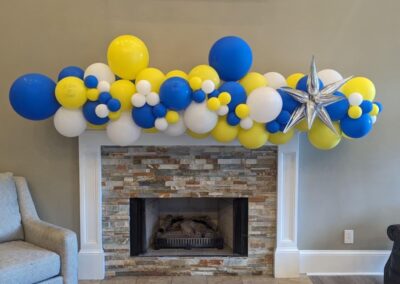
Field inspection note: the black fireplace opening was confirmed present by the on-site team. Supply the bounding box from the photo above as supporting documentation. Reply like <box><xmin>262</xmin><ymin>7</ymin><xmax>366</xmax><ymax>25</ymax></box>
<box><xmin>130</xmin><ymin>197</ymin><xmax>248</xmax><ymax>257</ymax></box>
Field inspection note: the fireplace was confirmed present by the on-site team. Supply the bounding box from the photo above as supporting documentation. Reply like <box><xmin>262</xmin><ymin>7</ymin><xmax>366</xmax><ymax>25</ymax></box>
<box><xmin>130</xmin><ymin>197</ymin><xmax>248</xmax><ymax>257</ymax></box>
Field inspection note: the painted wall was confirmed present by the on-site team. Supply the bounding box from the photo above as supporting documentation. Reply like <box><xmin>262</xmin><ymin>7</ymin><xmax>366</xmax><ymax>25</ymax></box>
<box><xmin>0</xmin><ymin>0</ymin><xmax>399</xmax><ymax>249</ymax></box>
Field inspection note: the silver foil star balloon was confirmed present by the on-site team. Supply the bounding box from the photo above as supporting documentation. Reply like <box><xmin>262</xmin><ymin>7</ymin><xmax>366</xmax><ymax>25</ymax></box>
<box><xmin>280</xmin><ymin>57</ymin><xmax>352</xmax><ymax>134</ymax></box>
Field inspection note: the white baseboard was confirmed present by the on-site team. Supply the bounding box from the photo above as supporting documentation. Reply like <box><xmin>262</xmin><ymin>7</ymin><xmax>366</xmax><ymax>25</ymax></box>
<box><xmin>78</xmin><ymin>250</ymin><xmax>105</xmax><ymax>280</ymax></box>
<box><xmin>300</xmin><ymin>250</ymin><xmax>391</xmax><ymax>276</ymax></box>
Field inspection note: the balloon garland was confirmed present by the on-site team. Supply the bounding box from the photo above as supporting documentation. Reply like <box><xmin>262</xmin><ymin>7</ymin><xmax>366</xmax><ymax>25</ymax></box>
<box><xmin>9</xmin><ymin>35</ymin><xmax>383</xmax><ymax>149</ymax></box>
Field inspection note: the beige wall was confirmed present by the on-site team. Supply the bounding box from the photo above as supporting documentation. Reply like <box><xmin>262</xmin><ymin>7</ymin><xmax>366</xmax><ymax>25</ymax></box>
<box><xmin>1</xmin><ymin>0</ymin><xmax>399</xmax><ymax>249</ymax></box>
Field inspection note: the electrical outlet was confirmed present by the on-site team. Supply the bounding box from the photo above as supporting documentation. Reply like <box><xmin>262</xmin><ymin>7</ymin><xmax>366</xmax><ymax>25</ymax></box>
<box><xmin>344</xmin><ymin>230</ymin><xmax>354</xmax><ymax>244</ymax></box>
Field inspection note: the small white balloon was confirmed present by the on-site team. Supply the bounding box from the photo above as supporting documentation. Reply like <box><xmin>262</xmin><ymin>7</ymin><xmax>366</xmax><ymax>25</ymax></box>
<box><xmin>264</xmin><ymin>72</ymin><xmax>287</xmax><ymax>89</ymax></box>
<box><xmin>146</xmin><ymin>92</ymin><xmax>160</xmax><ymax>106</ymax></box>
<box><xmin>136</xmin><ymin>80</ymin><xmax>151</xmax><ymax>95</ymax></box>
<box><xmin>95</xmin><ymin>104</ymin><xmax>109</xmax><ymax>118</ymax></box>
<box><xmin>54</xmin><ymin>107</ymin><xmax>86</xmax><ymax>138</ymax></box>
<box><xmin>317</xmin><ymin>69</ymin><xmax>343</xmax><ymax>86</ymax></box>
<box><xmin>106</xmin><ymin>112</ymin><xmax>141</xmax><ymax>146</ymax></box>
<box><xmin>183</xmin><ymin>101</ymin><xmax>218</xmax><ymax>134</ymax></box>
<box><xmin>131</xmin><ymin>93</ymin><xmax>146</xmax><ymax>108</ymax></box>
<box><xmin>201</xmin><ymin>80</ymin><xmax>215</xmax><ymax>94</ymax></box>
<box><xmin>97</xmin><ymin>80</ymin><xmax>111</xmax><ymax>93</ymax></box>
<box><xmin>348</xmin><ymin>92</ymin><xmax>363</xmax><ymax>106</ymax></box>
<box><xmin>240</xmin><ymin>117</ymin><xmax>254</xmax><ymax>130</ymax></box>
<box><xmin>155</xmin><ymin>118</ymin><xmax>168</xmax><ymax>131</ymax></box>
<box><xmin>217</xmin><ymin>105</ymin><xmax>229</xmax><ymax>116</ymax></box>
<box><xmin>371</xmin><ymin>115</ymin><xmax>377</xmax><ymax>124</ymax></box>
<box><xmin>164</xmin><ymin>115</ymin><xmax>187</xmax><ymax>136</ymax></box>
<box><xmin>247</xmin><ymin>87</ymin><xmax>283</xmax><ymax>123</ymax></box>
<box><xmin>84</xmin><ymin>63</ymin><xmax>115</xmax><ymax>83</ymax></box>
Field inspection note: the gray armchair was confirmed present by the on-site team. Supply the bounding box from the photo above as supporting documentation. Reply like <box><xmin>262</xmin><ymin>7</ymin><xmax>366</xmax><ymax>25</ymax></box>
<box><xmin>0</xmin><ymin>173</ymin><xmax>78</xmax><ymax>284</ymax></box>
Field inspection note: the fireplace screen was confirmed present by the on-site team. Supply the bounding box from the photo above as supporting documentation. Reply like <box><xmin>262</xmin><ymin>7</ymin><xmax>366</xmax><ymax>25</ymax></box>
<box><xmin>130</xmin><ymin>197</ymin><xmax>248</xmax><ymax>257</ymax></box>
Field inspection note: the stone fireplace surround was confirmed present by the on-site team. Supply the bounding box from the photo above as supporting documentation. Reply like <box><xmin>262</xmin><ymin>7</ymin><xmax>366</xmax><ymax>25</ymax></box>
<box><xmin>78</xmin><ymin>131</ymin><xmax>299</xmax><ymax>280</ymax></box>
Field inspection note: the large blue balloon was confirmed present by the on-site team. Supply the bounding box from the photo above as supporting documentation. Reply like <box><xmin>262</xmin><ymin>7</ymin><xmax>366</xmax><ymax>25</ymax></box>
<box><xmin>58</xmin><ymin>66</ymin><xmax>84</xmax><ymax>81</ymax></box>
<box><xmin>132</xmin><ymin>104</ymin><xmax>156</xmax><ymax>129</ymax></box>
<box><xmin>326</xmin><ymin>92</ymin><xmax>349</xmax><ymax>121</ymax></box>
<box><xmin>83</xmin><ymin>101</ymin><xmax>109</xmax><ymax>125</ymax></box>
<box><xmin>209</xmin><ymin>36</ymin><xmax>252</xmax><ymax>81</ymax></box>
<box><xmin>278</xmin><ymin>89</ymin><xmax>300</xmax><ymax>113</ymax></box>
<box><xmin>9</xmin><ymin>73</ymin><xmax>59</xmax><ymax>120</ymax></box>
<box><xmin>159</xmin><ymin>77</ymin><xmax>191</xmax><ymax>111</ymax></box>
<box><xmin>340</xmin><ymin>114</ymin><xmax>373</xmax><ymax>139</ymax></box>
<box><xmin>218</xmin><ymin>82</ymin><xmax>247</xmax><ymax>111</ymax></box>
<box><xmin>296</xmin><ymin>75</ymin><xmax>324</xmax><ymax>92</ymax></box>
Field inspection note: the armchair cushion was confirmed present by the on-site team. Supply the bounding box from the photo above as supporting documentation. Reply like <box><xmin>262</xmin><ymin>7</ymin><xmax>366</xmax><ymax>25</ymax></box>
<box><xmin>0</xmin><ymin>172</ymin><xmax>24</xmax><ymax>242</ymax></box>
<box><xmin>0</xmin><ymin>240</ymin><xmax>60</xmax><ymax>283</ymax></box>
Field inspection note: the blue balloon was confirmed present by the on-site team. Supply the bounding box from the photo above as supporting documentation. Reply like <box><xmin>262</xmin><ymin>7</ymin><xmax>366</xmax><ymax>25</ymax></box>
<box><xmin>360</xmin><ymin>100</ymin><xmax>373</xmax><ymax>114</ymax></box>
<box><xmin>83</xmin><ymin>101</ymin><xmax>109</xmax><ymax>125</ymax></box>
<box><xmin>218</xmin><ymin>82</ymin><xmax>247</xmax><ymax>111</ymax></box>
<box><xmin>227</xmin><ymin>112</ymin><xmax>240</xmax><ymax>126</ymax></box>
<box><xmin>192</xmin><ymin>89</ymin><xmax>206</xmax><ymax>103</ymax></box>
<box><xmin>326</xmin><ymin>92</ymin><xmax>349</xmax><ymax>121</ymax></box>
<box><xmin>266</xmin><ymin>121</ymin><xmax>280</xmax><ymax>133</ymax></box>
<box><xmin>209</xmin><ymin>36</ymin><xmax>253</xmax><ymax>81</ymax></box>
<box><xmin>9</xmin><ymin>73</ymin><xmax>60</xmax><ymax>120</ymax></box>
<box><xmin>374</xmin><ymin>101</ymin><xmax>383</xmax><ymax>112</ymax></box>
<box><xmin>340</xmin><ymin>114</ymin><xmax>373</xmax><ymax>139</ymax></box>
<box><xmin>278</xmin><ymin>89</ymin><xmax>300</xmax><ymax>113</ymax></box>
<box><xmin>107</xmin><ymin>99</ymin><xmax>121</xmax><ymax>112</ymax></box>
<box><xmin>132</xmin><ymin>104</ymin><xmax>156</xmax><ymax>128</ymax></box>
<box><xmin>99</xmin><ymin>92</ymin><xmax>112</xmax><ymax>104</ymax></box>
<box><xmin>84</xmin><ymin>75</ymin><xmax>98</xmax><ymax>88</ymax></box>
<box><xmin>58</xmin><ymin>66</ymin><xmax>84</xmax><ymax>81</ymax></box>
<box><xmin>276</xmin><ymin>110</ymin><xmax>291</xmax><ymax>125</ymax></box>
<box><xmin>159</xmin><ymin>77</ymin><xmax>191</xmax><ymax>111</ymax></box>
<box><xmin>152</xmin><ymin>104</ymin><xmax>167</xmax><ymax>118</ymax></box>
<box><xmin>208</xmin><ymin>89</ymin><xmax>220</xmax><ymax>98</ymax></box>
<box><xmin>296</xmin><ymin>76</ymin><xmax>324</xmax><ymax>92</ymax></box>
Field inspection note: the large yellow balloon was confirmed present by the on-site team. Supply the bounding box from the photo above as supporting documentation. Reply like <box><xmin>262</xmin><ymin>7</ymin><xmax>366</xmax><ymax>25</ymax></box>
<box><xmin>238</xmin><ymin>123</ymin><xmax>269</xmax><ymax>149</ymax></box>
<box><xmin>286</xmin><ymin>73</ymin><xmax>305</xmax><ymax>89</ymax></box>
<box><xmin>239</xmin><ymin>72</ymin><xmax>267</xmax><ymax>94</ymax></box>
<box><xmin>341</xmin><ymin>77</ymin><xmax>376</xmax><ymax>101</ymax></box>
<box><xmin>55</xmin><ymin>77</ymin><xmax>87</xmax><ymax>109</ymax></box>
<box><xmin>295</xmin><ymin>119</ymin><xmax>309</xmax><ymax>132</ymax></box>
<box><xmin>107</xmin><ymin>35</ymin><xmax>149</xmax><ymax>80</ymax></box>
<box><xmin>211</xmin><ymin>117</ymin><xmax>239</xmax><ymax>142</ymax></box>
<box><xmin>268</xmin><ymin>129</ymin><xmax>295</xmax><ymax>145</ymax></box>
<box><xmin>166</xmin><ymin>70</ymin><xmax>188</xmax><ymax>80</ymax></box>
<box><xmin>136</xmin><ymin>67</ymin><xmax>165</xmax><ymax>93</ymax></box>
<box><xmin>188</xmin><ymin>65</ymin><xmax>220</xmax><ymax>87</ymax></box>
<box><xmin>308</xmin><ymin>119</ymin><xmax>342</xmax><ymax>150</ymax></box>
<box><xmin>187</xmin><ymin>129</ymin><xmax>210</xmax><ymax>139</ymax></box>
<box><xmin>110</xmin><ymin>80</ymin><xmax>136</xmax><ymax>111</ymax></box>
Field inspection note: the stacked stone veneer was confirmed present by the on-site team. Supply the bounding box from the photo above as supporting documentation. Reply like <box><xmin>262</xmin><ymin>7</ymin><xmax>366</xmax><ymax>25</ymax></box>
<box><xmin>101</xmin><ymin>145</ymin><xmax>277</xmax><ymax>277</ymax></box>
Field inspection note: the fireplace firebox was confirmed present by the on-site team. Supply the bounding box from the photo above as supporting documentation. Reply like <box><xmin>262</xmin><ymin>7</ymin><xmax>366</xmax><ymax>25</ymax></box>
<box><xmin>130</xmin><ymin>197</ymin><xmax>248</xmax><ymax>257</ymax></box>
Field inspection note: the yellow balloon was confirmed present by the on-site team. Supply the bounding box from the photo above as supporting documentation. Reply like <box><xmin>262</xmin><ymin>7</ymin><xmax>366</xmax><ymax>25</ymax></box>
<box><xmin>207</xmin><ymin>97</ymin><xmax>220</xmax><ymax>111</ymax></box>
<box><xmin>110</xmin><ymin>80</ymin><xmax>136</xmax><ymax>111</ymax></box>
<box><xmin>211</xmin><ymin>116</ymin><xmax>239</xmax><ymax>142</ymax></box>
<box><xmin>268</xmin><ymin>129</ymin><xmax>295</xmax><ymax>145</ymax></box>
<box><xmin>188</xmin><ymin>65</ymin><xmax>220</xmax><ymax>88</ymax></box>
<box><xmin>189</xmin><ymin>77</ymin><xmax>202</xmax><ymax>90</ymax></box>
<box><xmin>308</xmin><ymin>119</ymin><xmax>342</xmax><ymax>150</ymax></box>
<box><xmin>166</xmin><ymin>70</ymin><xmax>188</xmax><ymax>80</ymax></box>
<box><xmin>136</xmin><ymin>67</ymin><xmax>165</xmax><ymax>93</ymax></box>
<box><xmin>370</xmin><ymin>104</ymin><xmax>379</xmax><ymax>116</ymax></box>
<box><xmin>239</xmin><ymin>72</ymin><xmax>267</xmax><ymax>94</ymax></box>
<box><xmin>87</xmin><ymin>123</ymin><xmax>106</xmax><ymax>130</ymax></box>
<box><xmin>286</xmin><ymin>73</ymin><xmax>304</xmax><ymax>89</ymax></box>
<box><xmin>238</xmin><ymin>123</ymin><xmax>269</xmax><ymax>149</ymax></box>
<box><xmin>341</xmin><ymin>77</ymin><xmax>376</xmax><ymax>101</ymax></box>
<box><xmin>218</xmin><ymin>92</ymin><xmax>231</xmax><ymax>105</ymax></box>
<box><xmin>165</xmin><ymin>111</ymin><xmax>179</xmax><ymax>124</ymax></box>
<box><xmin>235</xmin><ymin>104</ymin><xmax>250</xmax><ymax>119</ymax></box>
<box><xmin>108</xmin><ymin>110</ymin><xmax>122</xmax><ymax>121</ymax></box>
<box><xmin>295</xmin><ymin>119</ymin><xmax>309</xmax><ymax>132</ymax></box>
<box><xmin>86</xmin><ymin>88</ymin><xmax>100</xmax><ymax>101</ymax></box>
<box><xmin>144</xmin><ymin>127</ymin><xmax>158</xmax><ymax>133</ymax></box>
<box><xmin>187</xmin><ymin>129</ymin><xmax>210</xmax><ymax>139</ymax></box>
<box><xmin>107</xmin><ymin>35</ymin><xmax>149</xmax><ymax>80</ymax></box>
<box><xmin>348</xmin><ymin>105</ymin><xmax>362</xmax><ymax>119</ymax></box>
<box><xmin>55</xmin><ymin>77</ymin><xmax>87</xmax><ymax>109</ymax></box>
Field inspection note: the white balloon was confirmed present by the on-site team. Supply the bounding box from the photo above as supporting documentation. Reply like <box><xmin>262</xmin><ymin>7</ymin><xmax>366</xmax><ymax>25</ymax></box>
<box><xmin>54</xmin><ymin>107</ymin><xmax>86</xmax><ymax>138</ymax></box>
<box><xmin>348</xmin><ymin>92</ymin><xmax>363</xmax><ymax>106</ymax></box>
<box><xmin>97</xmin><ymin>80</ymin><xmax>111</xmax><ymax>93</ymax></box>
<box><xmin>217</xmin><ymin>105</ymin><xmax>229</xmax><ymax>116</ymax></box>
<box><xmin>106</xmin><ymin>112</ymin><xmax>141</xmax><ymax>146</ymax></box>
<box><xmin>95</xmin><ymin>104</ymin><xmax>109</xmax><ymax>118</ymax></box>
<box><xmin>201</xmin><ymin>80</ymin><xmax>215</xmax><ymax>94</ymax></box>
<box><xmin>164</xmin><ymin>115</ymin><xmax>187</xmax><ymax>136</ymax></box>
<box><xmin>146</xmin><ymin>92</ymin><xmax>160</xmax><ymax>106</ymax></box>
<box><xmin>131</xmin><ymin>93</ymin><xmax>146</xmax><ymax>108</ymax></box>
<box><xmin>371</xmin><ymin>115</ymin><xmax>377</xmax><ymax>124</ymax></box>
<box><xmin>183</xmin><ymin>102</ymin><xmax>218</xmax><ymax>134</ymax></box>
<box><xmin>240</xmin><ymin>117</ymin><xmax>254</xmax><ymax>130</ymax></box>
<box><xmin>136</xmin><ymin>80</ymin><xmax>151</xmax><ymax>95</ymax></box>
<box><xmin>264</xmin><ymin>72</ymin><xmax>287</xmax><ymax>89</ymax></box>
<box><xmin>84</xmin><ymin>63</ymin><xmax>115</xmax><ymax>84</ymax></box>
<box><xmin>317</xmin><ymin>69</ymin><xmax>343</xmax><ymax>86</ymax></box>
<box><xmin>247</xmin><ymin>87</ymin><xmax>283</xmax><ymax>123</ymax></box>
<box><xmin>155</xmin><ymin>118</ymin><xmax>168</xmax><ymax>131</ymax></box>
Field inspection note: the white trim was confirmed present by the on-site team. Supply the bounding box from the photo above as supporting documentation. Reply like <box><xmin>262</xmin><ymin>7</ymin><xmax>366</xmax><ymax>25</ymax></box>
<box><xmin>299</xmin><ymin>250</ymin><xmax>390</xmax><ymax>276</ymax></box>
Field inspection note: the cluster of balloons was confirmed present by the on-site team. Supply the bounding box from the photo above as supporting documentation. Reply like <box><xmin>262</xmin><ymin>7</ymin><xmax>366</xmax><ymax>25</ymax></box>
<box><xmin>9</xmin><ymin>35</ymin><xmax>383</xmax><ymax>149</ymax></box>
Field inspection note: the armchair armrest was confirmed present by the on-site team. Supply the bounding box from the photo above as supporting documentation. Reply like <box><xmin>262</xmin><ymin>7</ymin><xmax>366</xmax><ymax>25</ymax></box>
<box><xmin>387</xmin><ymin>224</ymin><xmax>400</xmax><ymax>242</ymax></box>
<box><xmin>24</xmin><ymin>219</ymin><xmax>78</xmax><ymax>284</ymax></box>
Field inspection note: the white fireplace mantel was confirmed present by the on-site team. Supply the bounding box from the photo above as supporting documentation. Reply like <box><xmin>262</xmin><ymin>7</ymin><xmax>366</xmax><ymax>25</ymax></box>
<box><xmin>78</xmin><ymin>131</ymin><xmax>300</xmax><ymax>279</ymax></box>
